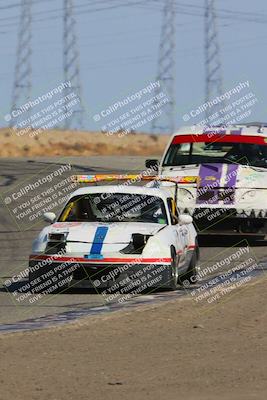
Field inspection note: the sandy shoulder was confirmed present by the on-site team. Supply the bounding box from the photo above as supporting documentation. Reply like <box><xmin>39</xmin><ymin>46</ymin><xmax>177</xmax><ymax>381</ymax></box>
<box><xmin>0</xmin><ymin>277</ymin><xmax>267</xmax><ymax>400</ymax></box>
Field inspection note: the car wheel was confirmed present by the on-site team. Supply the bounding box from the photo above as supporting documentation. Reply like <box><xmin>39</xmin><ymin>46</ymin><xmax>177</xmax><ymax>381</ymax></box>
<box><xmin>164</xmin><ymin>247</ymin><xmax>179</xmax><ymax>291</ymax></box>
<box><xmin>179</xmin><ymin>247</ymin><xmax>198</xmax><ymax>286</ymax></box>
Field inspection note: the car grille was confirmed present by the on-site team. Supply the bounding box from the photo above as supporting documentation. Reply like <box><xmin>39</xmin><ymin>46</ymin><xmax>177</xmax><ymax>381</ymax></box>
<box><xmin>197</xmin><ymin>188</ymin><xmax>235</xmax><ymax>203</ymax></box>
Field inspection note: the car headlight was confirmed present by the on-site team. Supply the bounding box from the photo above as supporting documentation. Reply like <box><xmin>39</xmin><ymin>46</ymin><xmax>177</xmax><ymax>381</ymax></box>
<box><xmin>178</xmin><ymin>188</ymin><xmax>194</xmax><ymax>201</ymax></box>
<box><xmin>45</xmin><ymin>232</ymin><xmax>68</xmax><ymax>254</ymax></box>
<box><xmin>240</xmin><ymin>190</ymin><xmax>257</xmax><ymax>201</ymax></box>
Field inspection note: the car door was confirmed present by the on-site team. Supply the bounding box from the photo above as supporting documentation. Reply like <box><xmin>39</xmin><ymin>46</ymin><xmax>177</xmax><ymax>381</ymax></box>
<box><xmin>166</xmin><ymin>198</ymin><xmax>189</xmax><ymax>272</ymax></box>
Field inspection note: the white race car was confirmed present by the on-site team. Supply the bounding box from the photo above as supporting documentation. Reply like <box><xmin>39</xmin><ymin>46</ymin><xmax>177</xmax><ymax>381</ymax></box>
<box><xmin>146</xmin><ymin>123</ymin><xmax>267</xmax><ymax>237</ymax></box>
<box><xmin>29</xmin><ymin>176</ymin><xmax>199</xmax><ymax>293</ymax></box>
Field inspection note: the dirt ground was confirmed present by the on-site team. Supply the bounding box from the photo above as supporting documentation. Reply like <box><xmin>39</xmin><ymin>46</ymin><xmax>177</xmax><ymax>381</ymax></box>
<box><xmin>0</xmin><ymin>277</ymin><xmax>267</xmax><ymax>400</ymax></box>
<box><xmin>0</xmin><ymin>128</ymin><xmax>170</xmax><ymax>157</ymax></box>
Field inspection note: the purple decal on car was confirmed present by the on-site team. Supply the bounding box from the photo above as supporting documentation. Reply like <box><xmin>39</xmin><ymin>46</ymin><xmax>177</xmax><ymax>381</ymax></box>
<box><xmin>224</xmin><ymin>164</ymin><xmax>239</xmax><ymax>204</ymax></box>
<box><xmin>196</xmin><ymin>163</ymin><xmax>224</xmax><ymax>205</ymax></box>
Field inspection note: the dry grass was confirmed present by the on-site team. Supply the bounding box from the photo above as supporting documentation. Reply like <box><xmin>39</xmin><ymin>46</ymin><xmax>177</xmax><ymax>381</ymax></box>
<box><xmin>0</xmin><ymin>128</ymin><xmax>170</xmax><ymax>157</ymax></box>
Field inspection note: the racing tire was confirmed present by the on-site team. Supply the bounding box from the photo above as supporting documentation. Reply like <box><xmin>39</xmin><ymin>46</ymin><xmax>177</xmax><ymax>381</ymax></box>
<box><xmin>164</xmin><ymin>247</ymin><xmax>179</xmax><ymax>291</ymax></box>
<box><xmin>179</xmin><ymin>247</ymin><xmax>198</xmax><ymax>287</ymax></box>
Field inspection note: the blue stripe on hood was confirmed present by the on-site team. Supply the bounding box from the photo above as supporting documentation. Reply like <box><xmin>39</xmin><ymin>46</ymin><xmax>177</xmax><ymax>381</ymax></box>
<box><xmin>90</xmin><ymin>226</ymin><xmax>109</xmax><ymax>255</ymax></box>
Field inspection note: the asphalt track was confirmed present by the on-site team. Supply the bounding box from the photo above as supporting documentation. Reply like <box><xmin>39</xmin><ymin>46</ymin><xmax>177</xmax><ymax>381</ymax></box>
<box><xmin>0</xmin><ymin>156</ymin><xmax>266</xmax><ymax>332</ymax></box>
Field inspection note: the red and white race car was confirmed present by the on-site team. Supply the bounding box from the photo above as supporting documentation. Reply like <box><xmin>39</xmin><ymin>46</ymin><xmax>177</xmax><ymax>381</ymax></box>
<box><xmin>29</xmin><ymin>176</ymin><xmax>199</xmax><ymax>293</ymax></box>
<box><xmin>147</xmin><ymin>123</ymin><xmax>267</xmax><ymax>237</ymax></box>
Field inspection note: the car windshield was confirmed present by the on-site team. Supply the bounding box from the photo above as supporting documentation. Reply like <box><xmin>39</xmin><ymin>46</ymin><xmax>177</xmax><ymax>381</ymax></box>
<box><xmin>163</xmin><ymin>137</ymin><xmax>267</xmax><ymax>168</ymax></box>
<box><xmin>58</xmin><ymin>193</ymin><xmax>168</xmax><ymax>224</ymax></box>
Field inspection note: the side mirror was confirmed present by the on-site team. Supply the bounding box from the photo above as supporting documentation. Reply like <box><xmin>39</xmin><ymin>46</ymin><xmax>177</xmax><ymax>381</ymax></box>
<box><xmin>145</xmin><ymin>159</ymin><xmax>159</xmax><ymax>171</ymax></box>
<box><xmin>43</xmin><ymin>212</ymin><xmax>56</xmax><ymax>224</ymax></box>
<box><xmin>178</xmin><ymin>214</ymin><xmax>193</xmax><ymax>225</ymax></box>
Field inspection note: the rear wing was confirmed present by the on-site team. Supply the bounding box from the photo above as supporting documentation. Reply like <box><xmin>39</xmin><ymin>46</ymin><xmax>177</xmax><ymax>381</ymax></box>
<box><xmin>71</xmin><ymin>174</ymin><xmax>199</xmax><ymax>184</ymax></box>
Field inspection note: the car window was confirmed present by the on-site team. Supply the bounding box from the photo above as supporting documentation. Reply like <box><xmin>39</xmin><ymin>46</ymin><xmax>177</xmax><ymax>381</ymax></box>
<box><xmin>58</xmin><ymin>193</ymin><xmax>168</xmax><ymax>224</ymax></box>
<box><xmin>163</xmin><ymin>141</ymin><xmax>267</xmax><ymax>168</ymax></box>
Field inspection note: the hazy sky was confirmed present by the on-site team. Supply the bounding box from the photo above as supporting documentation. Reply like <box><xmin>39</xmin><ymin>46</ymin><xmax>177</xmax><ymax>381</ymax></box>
<box><xmin>1</xmin><ymin>0</ymin><xmax>267</xmax><ymax>132</ymax></box>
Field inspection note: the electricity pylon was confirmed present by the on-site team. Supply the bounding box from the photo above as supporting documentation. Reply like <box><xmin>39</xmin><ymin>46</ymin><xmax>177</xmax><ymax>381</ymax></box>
<box><xmin>204</xmin><ymin>0</ymin><xmax>225</xmax><ymax>122</ymax></box>
<box><xmin>63</xmin><ymin>0</ymin><xmax>84</xmax><ymax>129</ymax></box>
<box><xmin>151</xmin><ymin>0</ymin><xmax>176</xmax><ymax>134</ymax></box>
<box><xmin>9</xmin><ymin>0</ymin><xmax>32</xmax><ymax>127</ymax></box>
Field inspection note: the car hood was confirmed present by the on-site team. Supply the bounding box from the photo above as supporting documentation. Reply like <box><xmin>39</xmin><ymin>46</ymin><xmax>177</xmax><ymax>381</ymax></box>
<box><xmin>43</xmin><ymin>221</ymin><xmax>164</xmax><ymax>244</ymax></box>
<box><xmin>161</xmin><ymin>163</ymin><xmax>267</xmax><ymax>189</ymax></box>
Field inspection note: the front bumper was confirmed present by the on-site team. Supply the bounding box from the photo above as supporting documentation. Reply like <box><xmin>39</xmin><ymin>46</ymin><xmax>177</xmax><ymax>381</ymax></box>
<box><xmin>28</xmin><ymin>255</ymin><xmax>172</xmax><ymax>293</ymax></box>
<box><xmin>188</xmin><ymin>207</ymin><xmax>267</xmax><ymax>234</ymax></box>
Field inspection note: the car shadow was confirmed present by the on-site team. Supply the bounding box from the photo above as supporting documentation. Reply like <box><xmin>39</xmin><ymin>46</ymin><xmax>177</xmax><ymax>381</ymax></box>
<box><xmin>198</xmin><ymin>234</ymin><xmax>267</xmax><ymax>247</ymax></box>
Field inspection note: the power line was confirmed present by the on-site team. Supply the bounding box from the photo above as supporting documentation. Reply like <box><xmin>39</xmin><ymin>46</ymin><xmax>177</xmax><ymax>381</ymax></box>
<box><xmin>0</xmin><ymin>0</ymin><xmax>152</xmax><ymax>23</ymax></box>
<box><xmin>2</xmin><ymin>0</ymin><xmax>267</xmax><ymax>29</ymax></box>
<box><xmin>1</xmin><ymin>0</ymin><xmax>267</xmax><ymax>31</ymax></box>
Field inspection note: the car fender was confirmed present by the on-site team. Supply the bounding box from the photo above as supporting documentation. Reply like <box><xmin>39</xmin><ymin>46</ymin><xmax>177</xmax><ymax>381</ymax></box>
<box><xmin>142</xmin><ymin>226</ymin><xmax>183</xmax><ymax>258</ymax></box>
